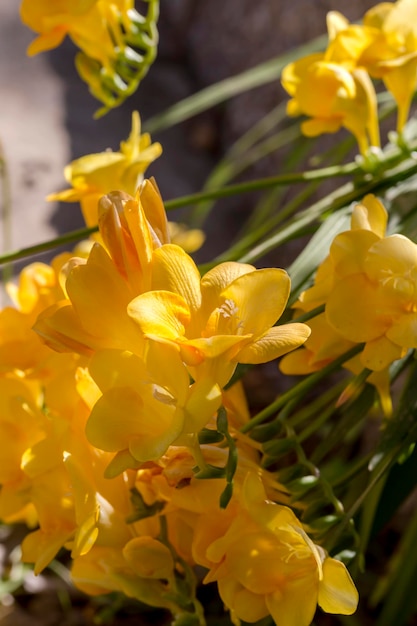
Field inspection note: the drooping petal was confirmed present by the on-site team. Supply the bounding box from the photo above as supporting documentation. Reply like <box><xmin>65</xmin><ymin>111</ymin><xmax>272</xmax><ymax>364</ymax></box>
<box><xmin>218</xmin><ymin>578</ymin><xmax>269</xmax><ymax>623</ymax></box>
<box><xmin>123</xmin><ymin>536</ymin><xmax>174</xmax><ymax>580</ymax></box>
<box><xmin>236</xmin><ymin>323</ymin><xmax>310</xmax><ymax>364</ymax></box>
<box><xmin>361</xmin><ymin>335</ymin><xmax>404</xmax><ymax>370</ymax></box>
<box><xmin>88</xmin><ymin>350</ymin><xmax>148</xmax><ymax>393</ymax></box>
<box><xmin>86</xmin><ymin>387</ymin><xmax>184</xmax><ymax>462</ymax></box>
<box><xmin>318</xmin><ymin>558</ymin><xmax>358</xmax><ymax>615</ymax></box>
<box><xmin>266</xmin><ymin>576</ymin><xmax>318</xmax><ymax>626</ymax></box>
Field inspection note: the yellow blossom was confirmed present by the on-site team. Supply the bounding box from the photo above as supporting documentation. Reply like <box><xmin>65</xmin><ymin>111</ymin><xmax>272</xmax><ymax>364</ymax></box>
<box><xmin>48</xmin><ymin>112</ymin><xmax>162</xmax><ymax>227</ymax></box>
<box><xmin>193</xmin><ymin>474</ymin><xmax>358</xmax><ymax>626</ymax></box>
<box><xmin>80</xmin><ymin>348</ymin><xmax>221</xmax><ymax>473</ymax></box>
<box><xmin>280</xmin><ymin>194</ymin><xmax>394</xmax><ymax>414</ymax></box>
<box><xmin>281</xmin><ymin>52</ymin><xmax>379</xmax><ymax>156</ymax></box>
<box><xmin>127</xmin><ymin>244</ymin><xmax>310</xmax><ymax>387</ymax></box>
<box><xmin>33</xmin><ymin>185</ymin><xmax>166</xmax><ymax>356</ymax></box>
<box><xmin>362</xmin><ymin>0</ymin><xmax>417</xmax><ymax>132</ymax></box>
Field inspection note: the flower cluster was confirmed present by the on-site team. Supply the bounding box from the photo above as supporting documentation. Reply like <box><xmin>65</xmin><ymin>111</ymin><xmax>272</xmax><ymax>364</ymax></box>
<box><xmin>0</xmin><ymin>160</ymin><xmax>360</xmax><ymax>623</ymax></box>
<box><xmin>281</xmin><ymin>0</ymin><xmax>417</xmax><ymax>154</ymax></box>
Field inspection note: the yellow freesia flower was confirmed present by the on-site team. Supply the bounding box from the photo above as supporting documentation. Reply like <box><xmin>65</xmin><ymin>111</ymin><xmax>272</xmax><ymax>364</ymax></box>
<box><xmin>34</xmin><ymin>185</ymin><xmax>166</xmax><ymax>356</ymax></box>
<box><xmin>48</xmin><ymin>112</ymin><xmax>162</xmax><ymax>227</ymax></box>
<box><xmin>128</xmin><ymin>244</ymin><xmax>310</xmax><ymax>387</ymax></box>
<box><xmin>280</xmin><ymin>194</ymin><xmax>394</xmax><ymax>415</ymax></box>
<box><xmin>326</xmin><ymin>233</ymin><xmax>417</xmax><ymax>366</ymax></box>
<box><xmin>281</xmin><ymin>10</ymin><xmax>381</xmax><ymax>155</ymax></box>
<box><xmin>281</xmin><ymin>53</ymin><xmax>380</xmax><ymax>156</ymax></box>
<box><xmin>362</xmin><ymin>0</ymin><xmax>417</xmax><ymax>132</ymax></box>
<box><xmin>193</xmin><ymin>473</ymin><xmax>358</xmax><ymax>626</ymax></box>
<box><xmin>81</xmin><ymin>347</ymin><xmax>221</xmax><ymax>473</ymax></box>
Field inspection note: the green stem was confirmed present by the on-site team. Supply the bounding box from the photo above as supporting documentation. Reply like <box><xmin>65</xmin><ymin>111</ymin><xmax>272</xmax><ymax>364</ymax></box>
<box><xmin>0</xmin><ymin>225</ymin><xmax>97</xmax><ymax>266</ymax></box>
<box><xmin>165</xmin><ymin>161</ymin><xmax>360</xmax><ymax>211</ymax></box>
<box><xmin>241</xmin><ymin>344</ymin><xmax>364</xmax><ymax>433</ymax></box>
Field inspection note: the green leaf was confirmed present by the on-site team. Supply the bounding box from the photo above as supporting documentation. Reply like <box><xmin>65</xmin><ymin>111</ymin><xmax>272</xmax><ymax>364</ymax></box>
<box><xmin>143</xmin><ymin>35</ymin><xmax>327</xmax><ymax>133</ymax></box>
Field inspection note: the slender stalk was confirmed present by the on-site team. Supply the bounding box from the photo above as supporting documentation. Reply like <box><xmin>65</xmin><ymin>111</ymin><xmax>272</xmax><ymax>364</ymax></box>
<box><xmin>241</xmin><ymin>344</ymin><xmax>364</xmax><ymax>433</ymax></box>
<box><xmin>0</xmin><ymin>140</ymin><xmax>13</xmax><ymax>293</ymax></box>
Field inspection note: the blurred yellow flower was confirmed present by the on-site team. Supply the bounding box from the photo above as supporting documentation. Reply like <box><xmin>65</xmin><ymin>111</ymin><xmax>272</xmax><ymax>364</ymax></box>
<box><xmin>281</xmin><ymin>52</ymin><xmax>379</xmax><ymax>156</ymax></box>
<box><xmin>48</xmin><ymin>112</ymin><xmax>162</xmax><ymax>227</ymax></box>
<box><xmin>362</xmin><ymin>0</ymin><xmax>417</xmax><ymax>132</ymax></box>
<box><xmin>19</xmin><ymin>0</ymin><xmax>139</xmax><ymax>68</ymax></box>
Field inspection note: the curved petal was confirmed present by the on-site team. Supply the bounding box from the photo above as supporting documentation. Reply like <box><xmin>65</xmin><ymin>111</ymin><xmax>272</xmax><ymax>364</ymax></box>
<box><xmin>200</xmin><ymin>262</ymin><xmax>255</xmax><ymax>317</ymax></box>
<box><xmin>86</xmin><ymin>387</ymin><xmax>184</xmax><ymax>462</ymax></box>
<box><xmin>221</xmin><ymin>268</ymin><xmax>291</xmax><ymax>336</ymax></box>
<box><xmin>151</xmin><ymin>244</ymin><xmax>202</xmax><ymax>314</ymax></box>
<box><xmin>128</xmin><ymin>290</ymin><xmax>190</xmax><ymax>339</ymax></box>
<box><xmin>318</xmin><ymin>558</ymin><xmax>358</xmax><ymax>615</ymax></box>
<box><xmin>330</xmin><ymin>230</ymin><xmax>380</xmax><ymax>277</ymax></box>
<box><xmin>351</xmin><ymin>195</ymin><xmax>387</xmax><ymax>237</ymax></box>
<box><xmin>236</xmin><ymin>323</ymin><xmax>311</xmax><ymax>364</ymax></box>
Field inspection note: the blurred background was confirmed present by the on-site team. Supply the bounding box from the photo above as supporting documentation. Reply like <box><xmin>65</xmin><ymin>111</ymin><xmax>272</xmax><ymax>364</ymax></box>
<box><xmin>0</xmin><ymin>0</ymin><xmax>376</xmax><ymax>263</ymax></box>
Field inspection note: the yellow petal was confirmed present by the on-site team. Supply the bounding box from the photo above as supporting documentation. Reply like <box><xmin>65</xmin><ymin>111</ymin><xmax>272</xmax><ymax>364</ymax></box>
<box><xmin>138</xmin><ymin>178</ymin><xmax>169</xmax><ymax>245</ymax></box>
<box><xmin>326</xmin><ymin>11</ymin><xmax>350</xmax><ymax>41</ymax></box>
<box><xmin>236</xmin><ymin>323</ymin><xmax>311</xmax><ymax>364</ymax></box>
<box><xmin>301</xmin><ymin>118</ymin><xmax>343</xmax><ymax>136</ymax></box>
<box><xmin>318</xmin><ymin>558</ymin><xmax>358</xmax><ymax>615</ymax></box>
<box><xmin>26</xmin><ymin>28</ymin><xmax>67</xmax><ymax>55</ymax></box>
<box><xmin>351</xmin><ymin>195</ymin><xmax>387</xmax><ymax>237</ymax></box>
<box><xmin>361</xmin><ymin>335</ymin><xmax>404</xmax><ymax>370</ymax></box>
<box><xmin>266</xmin><ymin>577</ymin><xmax>318</xmax><ymax>626</ymax></box>
<box><xmin>200</xmin><ymin>261</ymin><xmax>255</xmax><ymax>316</ymax></box>
<box><xmin>128</xmin><ymin>290</ymin><xmax>190</xmax><ymax>339</ymax></box>
<box><xmin>387</xmin><ymin>313</ymin><xmax>417</xmax><ymax>349</ymax></box>
<box><xmin>151</xmin><ymin>244</ymin><xmax>202</xmax><ymax>314</ymax></box>
<box><xmin>365</xmin><ymin>235</ymin><xmax>417</xmax><ymax>287</ymax></box>
<box><xmin>221</xmin><ymin>268</ymin><xmax>291</xmax><ymax>336</ymax></box>
<box><xmin>326</xmin><ymin>275</ymin><xmax>393</xmax><ymax>342</ymax></box>
<box><xmin>123</xmin><ymin>537</ymin><xmax>174</xmax><ymax>580</ymax></box>
<box><xmin>218</xmin><ymin>579</ymin><xmax>269</xmax><ymax>623</ymax></box>
<box><xmin>330</xmin><ymin>230</ymin><xmax>380</xmax><ymax>277</ymax></box>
